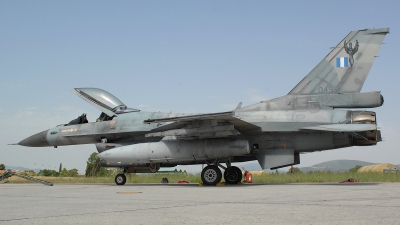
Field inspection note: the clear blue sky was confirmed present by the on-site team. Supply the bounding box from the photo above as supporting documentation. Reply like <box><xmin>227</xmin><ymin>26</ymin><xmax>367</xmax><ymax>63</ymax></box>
<box><xmin>1</xmin><ymin>1</ymin><xmax>399</xmax><ymax>173</ymax></box>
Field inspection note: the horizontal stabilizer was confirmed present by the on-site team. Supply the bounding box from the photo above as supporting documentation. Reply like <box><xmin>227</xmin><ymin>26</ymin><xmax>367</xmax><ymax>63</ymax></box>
<box><xmin>301</xmin><ymin>124</ymin><xmax>376</xmax><ymax>132</ymax></box>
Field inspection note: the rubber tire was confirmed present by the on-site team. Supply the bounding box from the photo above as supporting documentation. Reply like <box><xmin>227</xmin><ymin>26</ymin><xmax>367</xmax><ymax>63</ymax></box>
<box><xmin>224</xmin><ymin>166</ymin><xmax>242</xmax><ymax>184</ymax></box>
<box><xmin>201</xmin><ymin>165</ymin><xmax>222</xmax><ymax>186</ymax></box>
<box><xmin>115</xmin><ymin>174</ymin><xmax>126</xmax><ymax>185</ymax></box>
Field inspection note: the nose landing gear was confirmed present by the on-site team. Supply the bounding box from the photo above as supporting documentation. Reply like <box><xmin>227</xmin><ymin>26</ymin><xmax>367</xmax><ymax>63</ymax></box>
<box><xmin>115</xmin><ymin>167</ymin><xmax>128</xmax><ymax>185</ymax></box>
<box><xmin>115</xmin><ymin>173</ymin><xmax>126</xmax><ymax>185</ymax></box>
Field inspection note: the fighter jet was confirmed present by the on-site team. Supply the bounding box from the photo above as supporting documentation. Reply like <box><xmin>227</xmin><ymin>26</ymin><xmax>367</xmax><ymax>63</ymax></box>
<box><xmin>18</xmin><ymin>28</ymin><xmax>389</xmax><ymax>185</ymax></box>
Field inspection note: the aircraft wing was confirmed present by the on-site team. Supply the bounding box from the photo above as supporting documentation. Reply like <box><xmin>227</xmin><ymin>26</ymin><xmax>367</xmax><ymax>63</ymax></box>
<box><xmin>145</xmin><ymin>111</ymin><xmax>234</xmax><ymax>123</ymax></box>
<box><xmin>144</xmin><ymin>111</ymin><xmax>260</xmax><ymax>139</ymax></box>
<box><xmin>300</xmin><ymin>124</ymin><xmax>377</xmax><ymax>132</ymax></box>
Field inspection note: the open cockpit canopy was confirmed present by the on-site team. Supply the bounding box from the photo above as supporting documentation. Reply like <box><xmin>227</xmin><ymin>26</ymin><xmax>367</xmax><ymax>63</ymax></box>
<box><xmin>72</xmin><ymin>88</ymin><xmax>139</xmax><ymax>117</ymax></box>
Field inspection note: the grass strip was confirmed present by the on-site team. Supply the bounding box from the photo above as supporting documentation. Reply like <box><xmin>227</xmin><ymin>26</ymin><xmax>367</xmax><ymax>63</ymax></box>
<box><xmin>3</xmin><ymin>171</ymin><xmax>400</xmax><ymax>184</ymax></box>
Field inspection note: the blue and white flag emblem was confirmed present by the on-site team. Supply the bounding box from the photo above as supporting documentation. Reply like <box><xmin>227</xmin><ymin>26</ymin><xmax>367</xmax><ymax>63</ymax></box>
<box><xmin>336</xmin><ymin>57</ymin><xmax>349</xmax><ymax>68</ymax></box>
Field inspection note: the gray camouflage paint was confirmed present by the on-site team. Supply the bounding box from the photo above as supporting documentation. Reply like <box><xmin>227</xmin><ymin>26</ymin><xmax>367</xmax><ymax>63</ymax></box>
<box><xmin>18</xmin><ymin>28</ymin><xmax>389</xmax><ymax>170</ymax></box>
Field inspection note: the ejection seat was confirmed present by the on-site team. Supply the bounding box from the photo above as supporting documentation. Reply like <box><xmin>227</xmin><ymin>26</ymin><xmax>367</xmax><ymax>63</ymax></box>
<box><xmin>67</xmin><ymin>113</ymin><xmax>88</xmax><ymax>126</ymax></box>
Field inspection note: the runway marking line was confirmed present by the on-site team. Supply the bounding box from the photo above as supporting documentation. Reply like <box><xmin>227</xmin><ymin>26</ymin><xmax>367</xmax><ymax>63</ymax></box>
<box><xmin>117</xmin><ymin>192</ymin><xmax>142</xmax><ymax>194</ymax></box>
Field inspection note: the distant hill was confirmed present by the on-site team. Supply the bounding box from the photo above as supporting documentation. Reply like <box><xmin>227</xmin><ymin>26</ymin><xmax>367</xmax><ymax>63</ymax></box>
<box><xmin>5</xmin><ymin>166</ymin><xmax>41</xmax><ymax>173</ymax></box>
<box><xmin>234</xmin><ymin>161</ymin><xmax>262</xmax><ymax>171</ymax></box>
<box><xmin>300</xmin><ymin>160</ymin><xmax>374</xmax><ymax>172</ymax></box>
<box><xmin>237</xmin><ymin>159</ymin><xmax>378</xmax><ymax>172</ymax></box>
<box><xmin>234</xmin><ymin>160</ymin><xmax>378</xmax><ymax>173</ymax></box>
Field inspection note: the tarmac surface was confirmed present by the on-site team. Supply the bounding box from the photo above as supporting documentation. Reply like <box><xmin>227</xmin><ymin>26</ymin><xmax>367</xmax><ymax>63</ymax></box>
<box><xmin>1</xmin><ymin>182</ymin><xmax>400</xmax><ymax>224</ymax></box>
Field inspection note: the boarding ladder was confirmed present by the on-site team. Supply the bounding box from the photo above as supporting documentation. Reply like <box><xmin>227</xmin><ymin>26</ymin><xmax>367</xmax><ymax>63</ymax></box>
<box><xmin>0</xmin><ymin>169</ymin><xmax>53</xmax><ymax>186</ymax></box>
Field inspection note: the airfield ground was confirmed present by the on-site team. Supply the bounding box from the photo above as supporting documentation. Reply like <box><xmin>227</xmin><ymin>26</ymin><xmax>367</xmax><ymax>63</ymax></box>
<box><xmin>1</xmin><ymin>183</ymin><xmax>399</xmax><ymax>224</ymax></box>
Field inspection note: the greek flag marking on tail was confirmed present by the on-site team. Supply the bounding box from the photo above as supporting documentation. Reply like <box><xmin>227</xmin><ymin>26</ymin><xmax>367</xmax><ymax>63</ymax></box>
<box><xmin>336</xmin><ymin>57</ymin><xmax>349</xmax><ymax>68</ymax></box>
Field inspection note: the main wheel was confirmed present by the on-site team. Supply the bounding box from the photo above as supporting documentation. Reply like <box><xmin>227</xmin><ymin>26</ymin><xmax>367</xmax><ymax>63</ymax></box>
<box><xmin>201</xmin><ymin>165</ymin><xmax>222</xmax><ymax>185</ymax></box>
<box><xmin>115</xmin><ymin>174</ymin><xmax>126</xmax><ymax>185</ymax></box>
<box><xmin>224</xmin><ymin>166</ymin><xmax>242</xmax><ymax>184</ymax></box>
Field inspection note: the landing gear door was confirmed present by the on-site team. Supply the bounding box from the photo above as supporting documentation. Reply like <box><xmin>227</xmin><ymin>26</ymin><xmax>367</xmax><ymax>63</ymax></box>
<box><xmin>256</xmin><ymin>149</ymin><xmax>298</xmax><ymax>170</ymax></box>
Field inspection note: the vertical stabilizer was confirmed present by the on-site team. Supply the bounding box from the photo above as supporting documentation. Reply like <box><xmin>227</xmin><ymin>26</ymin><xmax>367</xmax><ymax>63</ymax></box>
<box><xmin>289</xmin><ymin>28</ymin><xmax>389</xmax><ymax>95</ymax></box>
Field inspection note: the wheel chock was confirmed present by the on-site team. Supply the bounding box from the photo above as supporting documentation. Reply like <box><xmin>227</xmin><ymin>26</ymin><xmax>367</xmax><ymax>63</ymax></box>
<box><xmin>216</xmin><ymin>182</ymin><xmax>226</xmax><ymax>186</ymax></box>
<box><xmin>198</xmin><ymin>183</ymin><xmax>204</xmax><ymax>186</ymax></box>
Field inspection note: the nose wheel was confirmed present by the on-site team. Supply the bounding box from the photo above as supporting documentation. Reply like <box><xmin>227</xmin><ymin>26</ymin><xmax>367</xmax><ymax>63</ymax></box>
<box><xmin>115</xmin><ymin>174</ymin><xmax>126</xmax><ymax>185</ymax></box>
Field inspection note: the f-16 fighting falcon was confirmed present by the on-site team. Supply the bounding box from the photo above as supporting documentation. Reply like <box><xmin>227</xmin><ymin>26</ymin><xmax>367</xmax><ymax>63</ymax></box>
<box><xmin>17</xmin><ymin>28</ymin><xmax>389</xmax><ymax>185</ymax></box>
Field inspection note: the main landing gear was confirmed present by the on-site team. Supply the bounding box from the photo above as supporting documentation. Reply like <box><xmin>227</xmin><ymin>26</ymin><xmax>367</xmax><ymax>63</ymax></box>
<box><xmin>201</xmin><ymin>165</ymin><xmax>222</xmax><ymax>185</ymax></box>
<box><xmin>200</xmin><ymin>161</ymin><xmax>242</xmax><ymax>186</ymax></box>
<box><xmin>223</xmin><ymin>166</ymin><xmax>242</xmax><ymax>185</ymax></box>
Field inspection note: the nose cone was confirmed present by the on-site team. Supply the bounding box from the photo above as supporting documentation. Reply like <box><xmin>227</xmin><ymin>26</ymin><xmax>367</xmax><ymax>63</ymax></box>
<box><xmin>18</xmin><ymin>130</ymin><xmax>50</xmax><ymax>147</ymax></box>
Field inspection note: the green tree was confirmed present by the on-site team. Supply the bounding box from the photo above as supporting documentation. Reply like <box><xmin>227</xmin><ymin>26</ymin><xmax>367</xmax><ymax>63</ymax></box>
<box><xmin>59</xmin><ymin>168</ymin><xmax>79</xmax><ymax>177</ymax></box>
<box><xmin>349</xmin><ymin>165</ymin><xmax>363</xmax><ymax>173</ymax></box>
<box><xmin>85</xmin><ymin>152</ymin><xmax>102</xmax><ymax>177</ymax></box>
<box><xmin>97</xmin><ymin>167</ymin><xmax>110</xmax><ymax>177</ymax></box>
<box><xmin>38</xmin><ymin>169</ymin><xmax>59</xmax><ymax>177</ymax></box>
<box><xmin>69</xmin><ymin>168</ymin><xmax>79</xmax><ymax>177</ymax></box>
<box><xmin>59</xmin><ymin>168</ymin><xmax>69</xmax><ymax>177</ymax></box>
<box><xmin>0</xmin><ymin>164</ymin><xmax>5</xmax><ymax>170</ymax></box>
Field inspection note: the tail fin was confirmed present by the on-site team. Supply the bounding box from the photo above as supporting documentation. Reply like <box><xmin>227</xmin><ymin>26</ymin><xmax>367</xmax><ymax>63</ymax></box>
<box><xmin>288</xmin><ymin>28</ymin><xmax>389</xmax><ymax>95</ymax></box>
